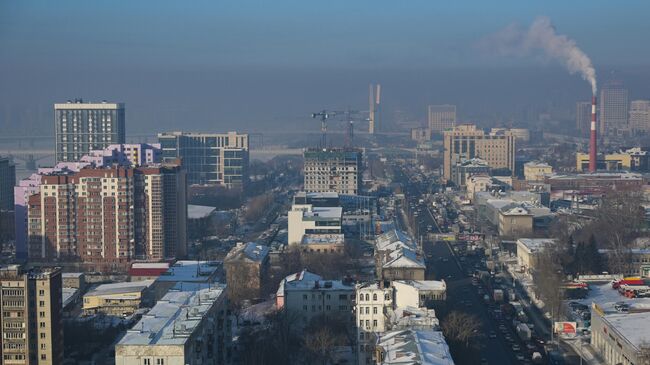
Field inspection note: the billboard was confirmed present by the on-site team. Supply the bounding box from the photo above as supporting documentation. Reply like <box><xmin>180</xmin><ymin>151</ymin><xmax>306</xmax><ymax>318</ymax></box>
<box><xmin>554</xmin><ymin>322</ymin><xmax>577</xmax><ymax>335</ymax></box>
<box><xmin>457</xmin><ymin>233</ymin><xmax>485</xmax><ymax>242</ymax></box>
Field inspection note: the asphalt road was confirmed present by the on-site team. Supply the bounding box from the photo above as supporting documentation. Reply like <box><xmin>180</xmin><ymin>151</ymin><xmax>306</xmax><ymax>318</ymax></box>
<box><xmin>425</xmin><ymin>239</ymin><xmax>519</xmax><ymax>365</ymax></box>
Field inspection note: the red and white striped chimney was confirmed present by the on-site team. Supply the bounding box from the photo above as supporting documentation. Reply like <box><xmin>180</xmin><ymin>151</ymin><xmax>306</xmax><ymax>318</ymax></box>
<box><xmin>588</xmin><ymin>96</ymin><xmax>597</xmax><ymax>173</ymax></box>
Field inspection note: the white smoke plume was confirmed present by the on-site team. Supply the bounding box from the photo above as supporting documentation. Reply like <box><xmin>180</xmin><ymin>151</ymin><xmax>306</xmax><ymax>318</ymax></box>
<box><xmin>480</xmin><ymin>16</ymin><xmax>597</xmax><ymax>95</ymax></box>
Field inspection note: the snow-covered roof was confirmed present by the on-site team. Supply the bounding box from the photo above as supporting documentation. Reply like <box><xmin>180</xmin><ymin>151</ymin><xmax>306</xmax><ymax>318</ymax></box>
<box><xmin>62</xmin><ymin>288</ymin><xmax>78</xmax><ymax>308</ymax></box>
<box><xmin>377</xmin><ymin>329</ymin><xmax>454</xmax><ymax>365</ymax></box>
<box><xmin>394</xmin><ymin>280</ymin><xmax>446</xmax><ymax>292</ymax></box>
<box><xmin>116</xmin><ymin>286</ymin><xmax>225</xmax><ymax>347</ymax></box>
<box><xmin>600</xmin><ymin>312</ymin><xmax>650</xmax><ymax>351</ymax></box>
<box><xmin>517</xmin><ymin>238</ymin><xmax>555</xmax><ymax>254</ymax></box>
<box><xmin>384</xmin><ymin>248</ymin><xmax>425</xmax><ymax>269</ymax></box>
<box><xmin>391</xmin><ymin>306</ymin><xmax>440</xmax><ymax>330</ymax></box>
<box><xmin>84</xmin><ymin>280</ymin><xmax>154</xmax><ymax>298</ymax></box>
<box><xmin>376</xmin><ymin>230</ymin><xmax>417</xmax><ymax>252</ymax></box>
<box><xmin>187</xmin><ymin>204</ymin><xmax>216</xmax><ymax>219</ymax></box>
<box><xmin>156</xmin><ymin>261</ymin><xmax>221</xmax><ymax>283</ymax></box>
<box><xmin>276</xmin><ymin>269</ymin><xmax>352</xmax><ymax>295</ymax></box>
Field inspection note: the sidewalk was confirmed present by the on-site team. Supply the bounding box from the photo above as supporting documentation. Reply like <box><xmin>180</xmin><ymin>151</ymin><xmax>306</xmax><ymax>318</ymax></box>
<box><xmin>562</xmin><ymin>337</ymin><xmax>606</xmax><ymax>365</ymax></box>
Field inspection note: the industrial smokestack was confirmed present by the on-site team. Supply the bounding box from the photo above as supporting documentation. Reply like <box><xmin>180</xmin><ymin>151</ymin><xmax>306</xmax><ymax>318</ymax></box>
<box><xmin>589</xmin><ymin>96</ymin><xmax>597</xmax><ymax>173</ymax></box>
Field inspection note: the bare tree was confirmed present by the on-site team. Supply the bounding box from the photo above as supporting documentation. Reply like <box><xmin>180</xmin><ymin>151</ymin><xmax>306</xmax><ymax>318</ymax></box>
<box><xmin>441</xmin><ymin>311</ymin><xmax>481</xmax><ymax>347</ymax></box>
<box><xmin>533</xmin><ymin>248</ymin><xmax>565</xmax><ymax>320</ymax></box>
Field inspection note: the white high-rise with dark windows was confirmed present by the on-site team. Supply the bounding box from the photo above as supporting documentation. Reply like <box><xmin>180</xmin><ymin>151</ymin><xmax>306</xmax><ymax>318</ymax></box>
<box><xmin>54</xmin><ymin>100</ymin><xmax>125</xmax><ymax>163</ymax></box>
<box><xmin>599</xmin><ymin>81</ymin><xmax>629</xmax><ymax>137</ymax></box>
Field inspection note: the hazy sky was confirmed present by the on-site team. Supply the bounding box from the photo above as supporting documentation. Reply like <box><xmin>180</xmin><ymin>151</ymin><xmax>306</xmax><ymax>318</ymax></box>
<box><xmin>1</xmin><ymin>0</ymin><xmax>649</xmax><ymax>135</ymax></box>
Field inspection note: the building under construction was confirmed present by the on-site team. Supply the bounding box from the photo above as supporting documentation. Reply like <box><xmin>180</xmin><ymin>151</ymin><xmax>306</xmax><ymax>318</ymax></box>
<box><xmin>303</xmin><ymin>148</ymin><xmax>362</xmax><ymax>195</ymax></box>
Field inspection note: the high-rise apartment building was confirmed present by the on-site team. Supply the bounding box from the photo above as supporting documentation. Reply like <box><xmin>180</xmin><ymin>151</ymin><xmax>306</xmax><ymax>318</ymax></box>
<box><xmin>0</xmin><ymin>157</ymin><xmax>15</xmax><ymax>211</ymax></box>
<box><xmin>303</xmin><ymin>148</ymin><xmax>362</xmax><ymax>195</ymax></box>
<box><xmin>14</xmin><ymin>144</ymin><xmax>161</xmax><ymax>260</ymax></box>
<box><xmin>443</xmin><ymin>124</ymin><xmax>515</xmax><ymax>181</ymax></box>
<box><xmin>576</xmin><ymin>101</ymin><xmax>592</xmax><ymax>134</ymax></box>
<box><xmin>27</xmin><ymin>163</ymin><xmax>186</xmax><ymax>272</ymax></box>
<box><xmin>427</xmin><ymin>105</ymin><xmax>456</xmax><ymax>133</ymax></box>
<box><xmin>54</xmin><ymin>100</ymin><xmax>125</xmax><ymax>163</ymax></box>
<box><xmin>599</xmin><ymin>81</ymin><xmax>630</xmax><ymax>137</ymax></box>
<box><xmin>158</xmin><ymin>131</ymin><xmax>249</xmax><ymax>190</ymax></box>
<box><xmin>630</xmin><ymin>100</ymin><xmax>650</xmax><ymax>134</ymax></box>
<box><xmin>0</xmin><ymin>265</ymin><xmax>63</xmax><ymax>365</ymax></box>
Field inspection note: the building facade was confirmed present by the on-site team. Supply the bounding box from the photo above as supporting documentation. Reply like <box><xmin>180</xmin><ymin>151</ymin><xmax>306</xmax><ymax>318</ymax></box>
<box><xmin>356</xmin><ymin>283</ymin><xmax>393</xmax><ymax>365</ymax></box>
<box><xmin>158</xmin><ymin>131</ymin><xmax>249</xmax><ymax>190</ymax></box>
<box><xmin>277</xmin><ymin>270</ymin><xmax>355</xmax><ymax>327</ymax></box>
<box><xmin>0</xmin><ymin>157</ymin><xmax>15</xmax><ymax>211</ymax></box>
<box><xmin>303</xmin><ymin>148</ymin><xmax>362</xmax><ymax>195</ymax></box>
<box><xmin>576</xmin><ymin>101</ymin><xmax>591</xmax><ymax>134</ymax></box>
<box><xmin>428</xmin><ymin>105</ymin><xmax>456</xmax><ymax>133</ymax></box>
<box><xmin>630</xmin><ymin>100</ymin><xmax>650</xmax><ymax>134</ymax></box>
<box><xmin>443</xmin><ymin>125</ymin><xmax>516</xmax><ymax>182</ymax></box>
<box><xmin>0</xmin><ymin>265</ymin><xmax>63</xmax><ymax>365</ymax></box>
<box><xmin>600</xmin><ymin>81</ymin><xmax>630</xmax><ymax>137</ymax></box>
<box><xmin>224</xmin><ymin>242</ymin><xmax>270</xmax><ymax>304</ymax></box>
<box><xmin>288</xmin><ymin>204</ymin><xmax>343</xmax><ymax>245</ymax></box>
<box><xmin>26</xmin><ymin>163</ymin><xmax>187</xmax><ymax>272</ymax></box>
<box><xmin>576</xmin><ymin>148</ymin><xmax>650</xmax><ymax>172</ymax></box>
<box><xmin>54</xmin><ymin>100</ymin><xmax>125</xmax><ymax>163</ymax></box>
<box><xmin>523</xmin><ymin>161</ymin><xmax>553</xmax><ymax>182</ymax></box>
<box><xmin>115</xmin><ymin>286</ymin><xmax>229</xmax><ymax>365</ymax></box>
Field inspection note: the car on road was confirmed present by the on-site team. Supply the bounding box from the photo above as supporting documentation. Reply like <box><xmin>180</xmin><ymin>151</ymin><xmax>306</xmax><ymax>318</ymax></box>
<box><xmin>515</xmin><ymin>353</ymin><xmax>525</xmax><ymax>361</ymax></box>
<box><xmin>488</xmin><ymin>331</ymin><xmax>497</xmax><ymax>339</ymax></box>
<box><xmin>479</xmin><ymin>358</ymin><xmax>488</xmax><ymax>365</ymax></box>
<box><xmin>512</xmin><ymin>344</ymin><xmax>521</xmax><ymax>351</ymax></box>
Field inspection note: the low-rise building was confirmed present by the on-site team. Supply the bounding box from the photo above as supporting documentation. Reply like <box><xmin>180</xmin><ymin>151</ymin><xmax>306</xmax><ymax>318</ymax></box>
<box><xmin>391</xmin><ymin>280</ymin><xmax>447</xmax><ymax>308</ymax></box>
<box><xmin>300</xmin><ymin>233</ymin><xmax>345</xmax><ymax>253</ymax></box>
<box><xmin>151</xmin><ymin>260</ymin><xmax>221</xmax><ymax>301</ymax></box>
<box><xmin>450</xmin><ymin>158</ymin><xmax>490</xmax><ymax>187</ymax></box>
<box><xmin>498</xmin><ymin>205</ymin><xmax>533</xmax><ymax>237</ymax></box>
<box><xmin>516</xmin><ymin>238</ymin><xmax>555</xmax><ymax>274</ymax></box>
<box><xmin>591</xmin><ymin>304</ymin><xmax>650</xmax><ymax>365</ymax></box>
<box><xmin>128</xmin><ymin>262</ymin><xmax>172</xmax><ymax>281</ymax></box>
<box><xmin>374</xmin><ymin>230</ymin><xmax>425</xmax><ymax>282</ymax></box>
<box><xmin>115</xmin><ymin>285</ymin><xmax>229</xmax><ymax>365</ymax></box>
<box><xmin>82</xmin><ymin>280</ymin><xmax>154</xmax><ymax>316</ymax></box>
<box><xmin>576</xmin><ymin>148</ymin><xmax>650</xmax><ymax>172</ymax></box>
<box><xmin>374</xmin><ymin>329</ymin><xmax>454</xmax><ymax>365</ymax></box>
<box><xmin>276</xmin><ymin>269</ymin><xmax>355</xmax><ymax>327</ymax></box>
<box><xmin>356</xmin><ymin>283</ymin><xmax>394</xmax><ymax>365</ymax></box>
<box><xmin>62</xmin><ymin>272</ymin><xmax>85</xmax><ymax>290</ymax></box>
<box><xmin>224</xmin><ymin>242</ymin><xmax>270</xmax><ymax>304</ymax></box>
<box><xmin>524</xmin><ymin>161</ymin><xmax>553</xmax><ymax>181</ymax></box>
<box><xmin>288</xmin><ymin>203</ymin><xmax>343</xmax><ymax>244</ymax></box>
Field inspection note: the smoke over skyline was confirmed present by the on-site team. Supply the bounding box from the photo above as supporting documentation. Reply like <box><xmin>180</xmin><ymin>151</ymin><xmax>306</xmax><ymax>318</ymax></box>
<box><xmin>480</xmin><ymin>16</ymin><xmax>597</xmax><ymax>95</ymax></box>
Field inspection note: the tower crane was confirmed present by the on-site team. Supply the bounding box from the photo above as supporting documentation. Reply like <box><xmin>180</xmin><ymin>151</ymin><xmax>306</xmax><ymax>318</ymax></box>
<box><xmin>311</xmin><ymin>110</ymin><xmax>337</xmax><ymax>148</ymax></box>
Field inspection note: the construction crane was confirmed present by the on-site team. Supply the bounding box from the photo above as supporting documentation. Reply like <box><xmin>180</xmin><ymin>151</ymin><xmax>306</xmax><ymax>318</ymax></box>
<box><xmin>311</xmin><ymin>110</ymin><xmax>337</xmax><ymax>148</ymax></box>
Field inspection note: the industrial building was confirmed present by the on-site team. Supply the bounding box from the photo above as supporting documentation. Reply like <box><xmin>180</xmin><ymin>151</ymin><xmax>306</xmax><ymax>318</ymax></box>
<box><xmin>158</xmin><ymin>131</ymin><xmax>249</xmax><ymax>190</ymax></box>
<box><xmin>576</xmin><ymin>148</ymin><xmax>650</xmax><ymax>172</ymax></box>
<box><xmin>54</xmin><ymin>100</ymin><xmax>126</xmax><ymax>163</ymax></box>
<box><xmin>303</xmin><ymin>148</ymin><xmax>362</xmax><ymax>195</ymax></box>
<box><xmin>0</xmin><ymin>265</ymin><xmax>63</xmax><ymax>365</ymax></box>
<box><xmin>443</xmin><ymin>124</ymin><xmax>516</xmax><ymax>182</ymax></box>
<box><xmin>115</xmin><ymin>285</ymin><xmax>229</xmax><ymax>365</ymax></box>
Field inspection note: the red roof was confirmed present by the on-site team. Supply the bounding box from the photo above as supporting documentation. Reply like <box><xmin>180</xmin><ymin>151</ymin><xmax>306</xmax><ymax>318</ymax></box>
<box><xmin>128</xmin><ymin>267</ymin><xmax>169</xmax><ymax>277</ymax></box>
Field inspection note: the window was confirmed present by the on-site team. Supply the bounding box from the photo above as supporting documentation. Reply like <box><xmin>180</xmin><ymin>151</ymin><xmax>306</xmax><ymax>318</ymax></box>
<box><xmin>373</xmin><ymin>294</ymin><xmax>377</xmax><ymax>301</ymax></box>
<box><xmin>360</xmin><ymin>332</ymin><xmax>364</xmax><ymax>340</ymax></box>
<box><xmin>39</xmin><ymin>290</ymin><xmax>45</xmax><ymax>296</ymax></box>
<box><xmin>365</xmin><ymin>307</ymin><xmax>369</xmax><ymax>314</ymax></box>
<box><xmin>40</xmin><ymin>333</ymin><xmax>45</xmax><ymax>339</ymax></box>
<box><xmin>39</xmin><ymin>322</ymin><xmax>45</xmax><ymax>328</ymax></box>
<box><xmin>303</xmin><ymin>294</ymin><xmax>308</xmax><ymax>300</ymax></box>
<box><xmin>156</xmin><ymin>359</ymin><xmax>164</xmax><ymax>365</ymax></box>
<box><xmin>373</xmin><ymin>320</ymin><xmax>377</xmax><ymax>327</ymax></box>
<box><xmin>143</xmin><ymin>360</ymin><xmax>151</xmax><ymax>365</ymax></box>
<box><xmin>373</xmin><ymin>307</ymin><xmax>378</xmax><ymax>314</ymax></box>
<box><xmin>365</xmin><ymin>294</ymin><xmax>369</xmax><ymax>301</ymax></box>
<box><xmin>41</xmin><ymin>355</ymin><xmax>46</xmax><ymax>360</ymax></box>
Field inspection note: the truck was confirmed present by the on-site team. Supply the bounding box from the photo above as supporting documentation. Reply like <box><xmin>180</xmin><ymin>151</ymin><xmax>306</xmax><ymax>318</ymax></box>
<box><xmin>493</xmin><ymin>289</ymin><xmax>504</xmax><ymax>302</ymax></box>
<box><xmin>516</xmin><ymin>323</ymin><xmax>532</xmax><ymax>341</ymax></box>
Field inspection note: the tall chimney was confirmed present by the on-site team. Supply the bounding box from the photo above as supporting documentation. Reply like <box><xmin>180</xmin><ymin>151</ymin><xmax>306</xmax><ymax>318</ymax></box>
<box><xmin>588</xmin><ymin>96</ymin><xmax>597</xmax><ymax>173</ymax></box>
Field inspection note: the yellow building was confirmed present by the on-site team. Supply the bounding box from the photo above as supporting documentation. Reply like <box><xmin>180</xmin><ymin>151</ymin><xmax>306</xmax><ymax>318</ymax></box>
<box><xmin>443</xmin><ymin>124</ymin><xmax>515</xmax><ymax>181</ymax></box>
<box><xmin>82</xmin><ymin>280</ymin><xmax>153</xmax><ymax>316</ymax></box>
<box><xmin>524</xmin><ymin>161</ymin><xmax>553</xmax><ymax>181</ymax></box>
<box><xmin>576</xmin><ymin>148</ymin><xmax>649</xmax><ymax>172</ymax></box>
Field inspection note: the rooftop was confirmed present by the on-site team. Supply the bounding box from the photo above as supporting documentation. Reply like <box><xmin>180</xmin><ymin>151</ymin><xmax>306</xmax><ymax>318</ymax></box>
<box><xmin>601</xmin><ymin>312</ymin><xmax>650</xmax><ymax>351</ymax></box>
<box><xmin>277</xmin><ymin>269</ymin><xmax>353</xmax><ymax>294</ymax></box>
<box><xmin>85</xmin><ymin>280</ymin><xmax>154</xmax><ymax>297</ymax></box>
<box><xmin>377</xmin><ymin>329</ymin><xmax>454</xmax><ymax>365</ymax></box>
<box><xmin>301</xmin><ymin>233</ymin><xmax>345</xmax><ymax>245</ymax></box>
<box><xmin>117</xmin><ymin>286</ymin><xmax>226</xmax><ymax>347</ymax></box>
<box><xmin>156</xmin><ymin>261</ymin><xmax>221</xmax><ymax>283</ymax></box>
<box><xmin>187</xmin><ymin>204</ymin><xmax>216</xmax><ymax>219</ymax></box>
<box><xmin>394</xmin><ymin>280</ymin><xmax>446</xmax><ymax>292</ymax></box>
<box><xmin>517</xmin><ymin>238</ymin><xmax>555</xmax><ymax>253</ymax></box>
<box><xmin>225</xmin><ymin>242</ymin><xmax>270</xmax><ymax>263</ymax></box>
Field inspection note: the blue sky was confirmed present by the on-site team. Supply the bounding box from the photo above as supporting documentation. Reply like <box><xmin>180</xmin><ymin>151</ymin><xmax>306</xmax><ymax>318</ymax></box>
<box><xmin>1</xmin><ymin>1</ymin><xmax>649</xmax><ymax>134</ymax></box>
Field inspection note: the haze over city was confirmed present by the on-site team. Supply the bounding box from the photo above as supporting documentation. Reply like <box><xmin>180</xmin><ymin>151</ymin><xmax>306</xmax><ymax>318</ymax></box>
<box><xmin>3</xmin><ymin>2</ymin><xmax>650</xmax><ymax>365</ymax></box>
